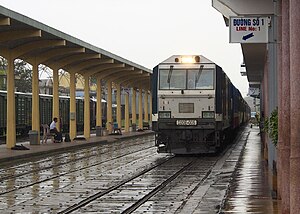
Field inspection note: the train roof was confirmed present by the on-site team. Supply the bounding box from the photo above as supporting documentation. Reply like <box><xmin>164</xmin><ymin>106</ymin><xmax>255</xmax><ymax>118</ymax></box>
<box><xmin>159</xmin><ymin>55</ymin><xmax>216</xmax><ymax>65</ymax></box>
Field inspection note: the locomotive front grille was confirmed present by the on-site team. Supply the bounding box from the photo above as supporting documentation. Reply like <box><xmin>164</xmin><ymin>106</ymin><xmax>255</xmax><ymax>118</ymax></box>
<box><xmin>179</xmin><ymin>103</ymin><xmax>194</xmax><ymax>113</ymax></box>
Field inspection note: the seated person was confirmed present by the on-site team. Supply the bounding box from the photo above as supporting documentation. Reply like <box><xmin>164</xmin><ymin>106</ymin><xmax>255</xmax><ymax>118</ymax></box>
<box><xmin>50</xmin><ymin>117</ymin><xmax>63</xmax><ymax>142</ymax></box>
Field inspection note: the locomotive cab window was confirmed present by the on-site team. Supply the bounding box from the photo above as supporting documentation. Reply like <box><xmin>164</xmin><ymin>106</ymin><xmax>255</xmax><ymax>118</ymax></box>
<box><xmin>187</xmin><ymin>69</ymin><xmax>214</xmax><ymax>89</ymax></box>
<box><xmin>159</xmin><ymin>67</ymin><xmax>214</xmax><ymax>90</ymax></box>
<box><xmin>159</xmin><ymin>69</ymin><xmax>186</xmax><ymax>89</ymax></box>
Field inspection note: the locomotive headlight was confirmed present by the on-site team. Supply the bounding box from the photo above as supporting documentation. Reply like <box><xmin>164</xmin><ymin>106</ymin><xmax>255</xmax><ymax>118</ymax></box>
<box><xmin>181</xmin><ymin>57</ymin><xmax>194</xmax><ymax>64</ymax></box>
<box><xmin>177</xmin><ymin>56</ymin><xmax>200</xmax><ymax>64</ymax></box>
<box><xmin>159</xmin><ymin>111</ymin><xmax>171</xmax><ymax>118</ymax></box>
<box><xmin>202</xmin><ymin>111</ymin><xmax>215</xmax><ymax>119</ymax></box>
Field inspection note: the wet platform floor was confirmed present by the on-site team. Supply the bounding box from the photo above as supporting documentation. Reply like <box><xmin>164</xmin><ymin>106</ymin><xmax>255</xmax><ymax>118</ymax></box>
<box><xmin>0</xmin><ymin>128</ymin><xmax>282</xmax><ymax>213</ymax></box>
<box><xmin>0</xmin><ymin>130</ymin><xmax>153</xmax><ymax>162</ymax></box>
<box><xmin>221</xmin><ymin>126</ymin><xmax>281</xmax><ymax>213</ymax></box>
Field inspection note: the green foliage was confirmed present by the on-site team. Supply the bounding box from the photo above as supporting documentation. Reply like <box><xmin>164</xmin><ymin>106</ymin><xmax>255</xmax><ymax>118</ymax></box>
<box><xmin>14</xmin><ymin>59</ymin><xmax>32</xmax><ymax>92</ymax></box>
<box><xmin>264</xmin><ymin>107</ymin><xmax>278</xmax><ymax>146</ymax></box>
<box><xmin>0</xmin><ymin>57</ymin><xmax>32</xmax><ymax>92</ymax></box>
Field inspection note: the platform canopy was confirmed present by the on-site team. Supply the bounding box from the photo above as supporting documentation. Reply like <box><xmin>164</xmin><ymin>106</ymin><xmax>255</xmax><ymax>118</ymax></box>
<box><xmin>0</xmin><ymin>5</ymin><xmax>151</xmax><ymax>89</ymax></box>
<box><xmin>212</xmin><ymin>0</ymin><xmax>274</xmax><ymax>88</ymax></box>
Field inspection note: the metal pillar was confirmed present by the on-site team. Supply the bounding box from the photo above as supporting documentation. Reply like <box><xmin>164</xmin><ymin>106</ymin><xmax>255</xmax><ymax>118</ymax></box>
<box><xmin>132</xmin><ymin>88</ymin><xmax>137</xmax><ymax>125</ymax></box>
<box><xmin>290</xmin><ymin>0</ymin><xmax>300</xmax><ymax>212</ymax></box>
<box><xmin>125</xmin><ymin>92</ymin><xmax>129</xmax><ymax>132</ymax></box>
<box><xmin>107</xmin><ymin>81</ymin><xmax>112</xmax><ymax>132</ymax></box>
<box><xmin>144</xmin><ymin>91</ymin><xmax>148</xmax><ymax>123</ymax></box>
<box><xmin>31</xmin><ymin>59</ymin><xmax>40</xmax><ymax>143</ymax></box>
<box><xmin>69</xmin><ymin>72</ymin><xmax>76</xmax><ymax>140</ymax></box>
<box><xmin>52</xmin><ymin>68</ymin><xmax>60</xmax><ymax>131</ymax></box>
<box><xmin>96</xmin><ymin>77</ymin><xmax>102</xmax><ymax>127</ymax></box>
<box><xmin>84</xmin><ymin>75</ymin><xmax>90</xmax><ymax>139</ymax></box>
<box><xmin>138</xmin><ymin>88</ymin><xmax>143</xmax><ymax>129</ymax></box>
<box><xmin>116</xmin><ymin>83</ymin><xmax>121</xmax><ymax>128</ymax></box>
<box><xmin>6</xmin><ymin>54</ymin><xmax>16</xmax><ymax>148</ymax></box>
<box><xmin>280</xmin><ymin>0</ymin><xmax>290</xmax><ymax>213</ymax></box>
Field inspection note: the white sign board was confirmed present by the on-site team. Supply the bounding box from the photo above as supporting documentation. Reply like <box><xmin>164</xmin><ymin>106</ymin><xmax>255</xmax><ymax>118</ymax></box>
<box><xmin>248</xmin><ymin>87</ymin><xmax>260</xmax><ymax>96</ymax></box>
<box><xmin>230</xmin><ymin>17</ymin><xmax>268</xmax><ymax>43</ymax></box>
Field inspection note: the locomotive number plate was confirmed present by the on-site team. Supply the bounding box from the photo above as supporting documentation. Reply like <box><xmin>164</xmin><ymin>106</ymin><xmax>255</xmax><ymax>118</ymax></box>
<box><xmin>176</xmin><ymin>120</ymin><xmax>197</xmax><ymax>126</ymax></box>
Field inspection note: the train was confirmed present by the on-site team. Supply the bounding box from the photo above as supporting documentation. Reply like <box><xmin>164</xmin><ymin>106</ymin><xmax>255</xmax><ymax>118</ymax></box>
<box><xmin>151</xmin><ymin>55</ymin><xmax>250</xmax><ymax>154</ymax></box>
<box><xmin>0</xmin><ymin>90</ymin><xmax>107</xmax><ymax>137</ymax></box>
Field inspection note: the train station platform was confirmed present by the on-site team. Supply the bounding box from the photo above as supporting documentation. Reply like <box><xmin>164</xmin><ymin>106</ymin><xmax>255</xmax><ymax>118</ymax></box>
<box><xmin>0</xmin><ymin>130</ymin><xmax>154</xmax><ymax>163</ymax></box>
<box><xmin>221</xmin><ymin>126</ymin><xmax>280</xmax><ymax>213</ymax></box>
<box><xmin>0</xmin><ymin>127</ymin><xmax>281</xmax><ymax>213</ymax></box>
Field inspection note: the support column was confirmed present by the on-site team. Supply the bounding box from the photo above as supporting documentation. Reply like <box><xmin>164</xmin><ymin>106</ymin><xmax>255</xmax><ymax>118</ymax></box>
<box><xmin>52</xmin><ymin>68</ymin><xmax>60</xmax><ymax>131</ymax></box>
<box><xmin>116</xmin><ymin>83</ymin><xmax>121</xmax><ymax>128</ymax></box>
<box><xmin>84</xmin><ymin>75</ymin><xmax>90</xmax><ymax>139</ymax></box>
<box><xmin>149</xmin><ymin>92</ymin><xmax>152</xmax><ymax>125</ymax></box>
<box><xmin>263</xmin><ymin>60</ymin><xmax>269</xmax><ymax>161</ymax></box>
<box><xmin>280</xmin><ymin>0</ymin><xmax>290</xmax><ymax>213</ymax></box>
<box><xmin>6</xmin><ymin>54</ymin><xmax>16</xmax><ymax>149</ymax></box>
<box><xmin>125</xmin><ymin>92</ymin><xmax>129</xmax><ymax>132</ymax></box>
<box><xmin>69</xmin><ymin>72</ymin><xmax>76</xmax><ymax>140</ymax></box>
<box><xmin>31</xmin><ymin>59</ymin><xmax>40</xmax><ymax>143</ymax></box>
<box><xmin>132</xmin><ymin>88</ymin><xmax>136</xmax><ymax>125</ymax></box>
<box><xmin>276</xmin><ymin>0</ymin><xmax>282</xmax><ymax>200</ymax></box>
<box><xmin>290</xmin><ymin>0</ymin><xmax>300</xmax><ymax>212</ymax></box>
<box><xmin>107</xmin><ymin>81</ymin><xmax>113</xmax><ymax>132</ymax></box>
<box><xmin>144</xmin><ymin>91</ymin><xmax>148</xmax><ymax>123</ymax></box>
<box><xmin>138</xmin><ymin>88</ymin><xmax>143</xmax><ymax>129</ymax></box>
<box><xmin>96</xmin><ymin>78</ymin><xmax>102</xmax><ymax>127</ymax></box>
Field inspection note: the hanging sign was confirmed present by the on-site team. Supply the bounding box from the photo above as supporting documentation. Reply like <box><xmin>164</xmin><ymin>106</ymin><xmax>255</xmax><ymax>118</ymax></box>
<box><xmin>230</xmin><ymin>17</ymin><xmax>269</xmax><ymax>43</ymax></box>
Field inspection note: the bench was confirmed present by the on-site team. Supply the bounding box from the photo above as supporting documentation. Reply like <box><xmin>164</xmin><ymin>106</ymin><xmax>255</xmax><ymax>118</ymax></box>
<box><xmin>41</xmin><ymin>124</ymin><xmax>55</xmax><ymax>143</ymax></box>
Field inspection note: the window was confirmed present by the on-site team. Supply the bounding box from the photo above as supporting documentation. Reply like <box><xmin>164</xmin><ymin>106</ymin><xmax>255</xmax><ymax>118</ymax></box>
<box><xmin>187</xmin><ymin>69</ymin><xmax>214</xmax><ymax>89</ymax></box>
<box><xmin>159</xmin><ymin>67</ymin><xmax>214</xmax><ymax>90</ymax></box>
<box><xmin>159</xmin><ymin>69</ymin><xmax>186</xmax><ymax>89</ymax></box>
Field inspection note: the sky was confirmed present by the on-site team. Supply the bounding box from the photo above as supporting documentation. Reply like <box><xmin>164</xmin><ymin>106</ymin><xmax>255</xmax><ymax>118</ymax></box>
<box><xmin>0</xmin><ymin>0</ymin><xmax>249</xmax><ymax>97</ymax></box>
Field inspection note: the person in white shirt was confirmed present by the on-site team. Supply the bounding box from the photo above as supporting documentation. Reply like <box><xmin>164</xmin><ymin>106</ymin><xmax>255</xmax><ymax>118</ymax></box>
<box><xmin>50</xmin><ymin>117</ymin><xmax>63</xmax><ymax>142</ymax></box>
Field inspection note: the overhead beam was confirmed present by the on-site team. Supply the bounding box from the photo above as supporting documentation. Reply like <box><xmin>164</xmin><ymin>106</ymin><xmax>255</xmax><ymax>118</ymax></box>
<box><xmin>25</xmin><ymin>47</ymin><xmax>85</xmax><ymax>64</ymax></box>
<box><xmin>86</xmin><ymin>63</ymin><xmax>126</xmax><ymax>77</ymax></box>
<box><xmin>96</xmin><ymin>67</ymin><xmax>135</xmax><ymax>81</ymax></box>
<box><xmin>12</xmin><ymin>39</ymin><xmax>66</xmax><ymax>59</ymax></box>
<box><xmin>122</xmin><ymin>75</ymin><xmax>150</xmax><ymax>85</ymax></box>
<box><xmin>65</xmin><ymin>58</ymin><xmax>114</xmax><ymax>73</ymax></box>
<box><xmin>0</xmin><ymin>17</ymin><xmax>10</xmax><ymax>25</ymax></box>
<box><xmin>0</xmin><ymin>29</ymin><xmax>41</xmax><ymax>43</ymax></box>
<box><xmin>123</xmin><ymin>77</ymin><xmax>150</xmax><ymax>89</ymax></box>
<box><xmin>108</xmin><ymin>71</ymin><xmax>142</xmax><ymax>84</ymax></box>
<box><xmin>50</xmin><ymin>53</ymin><xmax>101</xmax><ymax>69</ymax></box>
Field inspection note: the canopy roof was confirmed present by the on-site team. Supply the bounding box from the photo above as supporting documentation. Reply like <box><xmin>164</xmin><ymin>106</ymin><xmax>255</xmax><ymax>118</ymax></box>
<box><xmin>0</xmin><ymin>6</ymin><xmax>151</xmax><ymax>89</ymax></box>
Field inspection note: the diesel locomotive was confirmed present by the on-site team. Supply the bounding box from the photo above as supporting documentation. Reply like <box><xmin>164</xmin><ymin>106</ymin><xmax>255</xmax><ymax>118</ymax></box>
<box><xmin>151</xmin><ymin>55</ymin><xmax>250</xmax><ymax>154</ymax></box>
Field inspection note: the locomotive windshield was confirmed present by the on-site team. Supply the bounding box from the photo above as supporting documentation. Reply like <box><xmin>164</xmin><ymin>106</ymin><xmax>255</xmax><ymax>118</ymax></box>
<box><xmin>159</xmin><ymin>68</ymin><xmax>214</xmax><ymax>90</ymax></box>
<box><xmin>187</xmin><ymin>69</ymin><xmax>214</xmax><ymax>89</ymax></box>
<box><xmin>159</xmin><ymin>69</ymin><xmax>186</xmax><ymax>89</ymax></box>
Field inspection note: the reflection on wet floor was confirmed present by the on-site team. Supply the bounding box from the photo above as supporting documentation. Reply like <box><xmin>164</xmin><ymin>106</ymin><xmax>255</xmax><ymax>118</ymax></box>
<box><xmin>222</xmin><ymin>128</ymin><xmax>281</xmax><ymax>213</ymax></box>
<box><xmin>0</xmin><ymin>136</ymin><xmax>157</xmax><ymax>213</ymax></box>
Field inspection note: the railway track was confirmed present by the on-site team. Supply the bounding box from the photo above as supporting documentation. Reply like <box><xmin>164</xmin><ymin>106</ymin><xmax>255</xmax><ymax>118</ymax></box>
<box><xmin>57</xmin><ymin>156</ymin><xmax>219</xmax><ymax>214</ymax></box>
<box><xmin>0</xmin><ymin>136</ymin><xmax>160</xmax><ymax>196</ymax></box>
<box><xmin>0</xmin><ymin>129</ymin><xmax>249</xmax><ymax>213</ymax></box>
<box><xmin>0</xmin><ymin>136</ymin><xmax>154</xmax><ymax>182</ymax></box>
